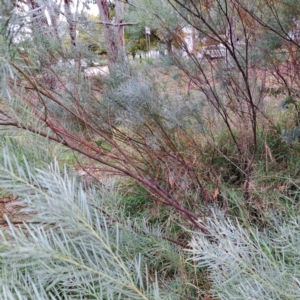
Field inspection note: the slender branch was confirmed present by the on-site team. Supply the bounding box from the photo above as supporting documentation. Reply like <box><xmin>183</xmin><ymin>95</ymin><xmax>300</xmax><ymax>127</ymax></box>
<box><xmin>79</xmin><ymin>20</ymin><xmax>137</xmax><ymax>26</ymax></box>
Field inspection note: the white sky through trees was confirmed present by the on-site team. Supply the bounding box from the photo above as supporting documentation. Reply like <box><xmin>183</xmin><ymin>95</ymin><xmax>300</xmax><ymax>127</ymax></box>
<box><xmin>22</xmin><ymin>1</ymin><xmax>99</xmax><ymax>21</ymax></box>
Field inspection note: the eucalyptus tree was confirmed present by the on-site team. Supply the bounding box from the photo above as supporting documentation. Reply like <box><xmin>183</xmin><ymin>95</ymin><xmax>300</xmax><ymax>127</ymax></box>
<box><xmin>95</xmin><ymin>0</ymin><xmax>133</xmax><ymax>64</ymax></box>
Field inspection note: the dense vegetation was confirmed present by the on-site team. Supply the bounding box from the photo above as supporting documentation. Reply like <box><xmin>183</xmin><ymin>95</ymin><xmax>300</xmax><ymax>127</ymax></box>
<box><xmin>1</xmin><ymin>0</ymin><xmax>300</xmax><ymax>299</ymax></box>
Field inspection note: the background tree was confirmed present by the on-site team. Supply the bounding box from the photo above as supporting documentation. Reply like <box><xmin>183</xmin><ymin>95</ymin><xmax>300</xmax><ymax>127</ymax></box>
<box><xmin>95</xmin><ymin>0</ymin><xmax>129</xmax><ymax>65</ymax></box>
<box><xmin>127</xmin><ymin>0</ymin><xmax>189</xmax><ymax>54</ymax></box>
<box><xmin>124</xmin><ymin>25</ymin><xmax>160</xmax><ymax>58</ymax></box>
<box><xmin>64</xmin><ymin>0</ymin><xmax>77</xmax><ymax>47</ymax></box>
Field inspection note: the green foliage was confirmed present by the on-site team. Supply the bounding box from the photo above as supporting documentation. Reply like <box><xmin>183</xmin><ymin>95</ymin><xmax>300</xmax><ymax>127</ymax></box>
<box><xmin>125</xmin><ymin>27</ymin><xmax>147</xmax><ymax>54</ymax></box>
<box><xmin>77</xmin><ymin>13</ymin><xmax>107</xmax><ymax>56</ymax></box>
<box><xmin>125</xmin><ymin>0</ymin><xmax>185</xmax><ymax>52</ymax></box>
<box><xmin>258</xmin><ymin>130</ymin><xmax>290</xmax><ymax>164</ymax></box>
<box><xmin>121</xmin><ymin>186</ymin><xmax>150</xmax><ymax>217</ymax></box>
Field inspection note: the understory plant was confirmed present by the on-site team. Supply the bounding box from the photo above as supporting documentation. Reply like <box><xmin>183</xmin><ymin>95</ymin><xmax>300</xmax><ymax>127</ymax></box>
<box><xmin>1</xmin><ymin>144</ymin><xmax>300</xmax><ymax>300</ymax></box>
<box><xmin>0</xmin><ymin>147</ymin><xmax>196</xmax><ymax>300</ymax></box>
<box><xmin>189</xmin><ymin>211</ymin><xmax>300</xmax><ymax>300</ymax></box>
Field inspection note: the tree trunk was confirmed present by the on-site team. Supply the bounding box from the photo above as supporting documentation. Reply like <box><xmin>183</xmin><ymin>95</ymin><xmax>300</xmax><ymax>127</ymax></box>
<box><xmin>26</xmin><ymin>0</ymin><xmax>61</xmax><ymax>88</ymax></box>
<box><xmin>64</xmin><ymin>0</ymin><xmax>77</xmax><ymax>47</ymax></box>
<box><xmin>114</xmin><ymin>0</ymin><xmax>125</xmax><ymax>54</ymax></box>
<box><xmin>26</xmin><ymin>0</ymin><xmax>50</xmax><ymax>38</ymax></box>
<box><xmin>96</xmin><ymin>0</ymin><xmax>124</xmax><ymax>66</ymax></box>
<box><xmin>48</xmin><ymin>0</ymin><xmax>63</xmax><ymax>51</ymax></box>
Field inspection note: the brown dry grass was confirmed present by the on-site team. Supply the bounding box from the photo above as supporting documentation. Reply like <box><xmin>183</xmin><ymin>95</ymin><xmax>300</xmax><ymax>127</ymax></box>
<box><xmin>0</xmin><ymin>194</ymin><xmax>27</xmax><ymax>229</ymax></box>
